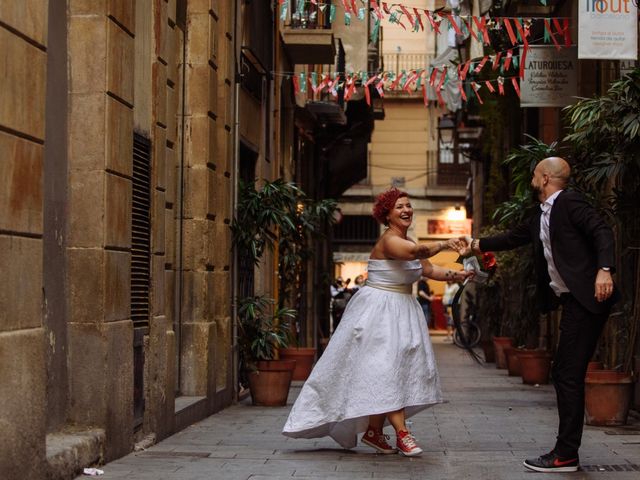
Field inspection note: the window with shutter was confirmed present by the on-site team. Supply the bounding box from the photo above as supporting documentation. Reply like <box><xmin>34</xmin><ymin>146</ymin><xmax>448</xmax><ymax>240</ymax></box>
<box><xmin>131</xmin><ymin>133</ymin><xmax>151</xmax><ymax>427</ymax></box>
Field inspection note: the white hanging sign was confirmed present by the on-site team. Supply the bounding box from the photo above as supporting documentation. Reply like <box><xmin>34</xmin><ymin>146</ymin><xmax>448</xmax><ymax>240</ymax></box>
<box><xmin>578</xmin><ymin>1</ymin><xmax>638</xmax><ymax>59</ymax></box>
<box><xmin>521</xmin><ymin>46</ymin><xmax>578</xmax><ymax>108</ymax></box>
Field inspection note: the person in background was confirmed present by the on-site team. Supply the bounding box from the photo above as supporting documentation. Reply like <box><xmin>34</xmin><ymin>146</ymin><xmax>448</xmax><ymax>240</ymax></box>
<box><xmin>442</xmin><ymin>280</ymin><xmax>460</xmax><ymax>342</ymax></box>
<box><xmin>330</xmin><ymin>277</ymin><xmax>351</xmax><ymax>330</ymax></box>
<box><xmin>416</xmin><ymin>278</ymin><xmax>434</xmax><ymax>328</ymax></box>
<box><xmin>330</xmin><ymin>277</ymin><xmax>346</xmax><ymax>298</ymax></box>
<box><xmin>352</xmin><ymin>274</ymin><xmax>366</xmax><ymax>292</ymax></box>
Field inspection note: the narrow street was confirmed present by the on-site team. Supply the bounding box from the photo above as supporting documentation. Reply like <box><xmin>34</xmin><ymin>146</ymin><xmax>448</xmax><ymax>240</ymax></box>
<box><xmin>78</xmin><ymin>338</ymin><xmax>640</xmax><ymax>480</ymax></box>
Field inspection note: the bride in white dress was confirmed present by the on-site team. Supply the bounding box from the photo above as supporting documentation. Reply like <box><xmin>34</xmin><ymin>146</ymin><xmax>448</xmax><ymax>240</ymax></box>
<box><xmin>282</xmin><ymin>188</ymin><xmax>472</xmax><ymax>456</ymax></box>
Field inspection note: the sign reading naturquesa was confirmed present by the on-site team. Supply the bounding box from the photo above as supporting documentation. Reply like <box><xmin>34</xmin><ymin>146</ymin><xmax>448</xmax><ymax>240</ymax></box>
<box><xmin>578</xmin><ymin>0</ymin><xmax>638</xmax><ymax>59</ymax></box>
<box><xmin>521</xmin><ymin>46</ymin><xmax>578</xmax><ymax>108</ymax></box>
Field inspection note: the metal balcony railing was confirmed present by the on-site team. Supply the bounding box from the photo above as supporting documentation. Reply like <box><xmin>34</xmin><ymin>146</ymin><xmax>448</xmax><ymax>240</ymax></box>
<box><xmin>426</xmin><ymin>150</ymin><xmax>470</xmax><ymax>188</ymax></box>
<box><xmin>287</xmin><ymin>2</ymin><xmax>332</xmax><ymax>30</ymax></box>
<box><xmin>381</xmin><ymin>53</ymin><xmax>435</xmax><ymax>74</ymax></box>
<box><xmin>281</xmin><ymin>3</ymin><xmax>335</xmax><ymax>64</ymax></box>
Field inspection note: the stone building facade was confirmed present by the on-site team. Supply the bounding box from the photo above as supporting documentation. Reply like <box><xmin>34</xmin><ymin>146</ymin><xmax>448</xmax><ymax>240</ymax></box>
<box><xmin>0</xmin><ymin>1</ymin><xmax>237</xmax><ymax>478</ymax></box>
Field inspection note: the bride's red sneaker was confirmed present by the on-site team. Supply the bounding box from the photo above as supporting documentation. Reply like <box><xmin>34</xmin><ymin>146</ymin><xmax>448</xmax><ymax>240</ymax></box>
<box><xmin>396</xmin><ymin>430</ymin><xmax>423</xmax><ymax>456</ymax></box>
<box><xmin>361</xmin><ymin>427</ymin><xmax>397</xmax><ymax>454</ymax></box>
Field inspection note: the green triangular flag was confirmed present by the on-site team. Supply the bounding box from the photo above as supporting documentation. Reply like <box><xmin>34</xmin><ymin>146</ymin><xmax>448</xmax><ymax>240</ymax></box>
<box><xmin>280</xmin><ymin>0</ymin><xmax>288</xmax><ymax>21</ymax></box>
<box><xmin>300</xmin><ymin>72</ymin><xmax>306</xmax><ymax>93</ymax></box>
<box><xmin>371</xmin><ymin>19</ymin><xmax>380</xmax><ymax>44</ymax></box>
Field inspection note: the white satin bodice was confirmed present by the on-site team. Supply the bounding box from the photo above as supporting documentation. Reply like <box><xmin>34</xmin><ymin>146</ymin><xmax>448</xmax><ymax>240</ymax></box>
<box><xmin>366</xmin><ymin>259</ymin><xmax>423</xmax><ymax>285</ymax></box>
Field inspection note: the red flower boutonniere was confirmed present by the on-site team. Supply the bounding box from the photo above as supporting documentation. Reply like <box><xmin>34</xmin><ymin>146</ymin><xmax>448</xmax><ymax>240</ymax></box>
<box><xmin>482</xmin><ymin>252</ymin><xmax>497</xmax><ymax>273</ymax></box>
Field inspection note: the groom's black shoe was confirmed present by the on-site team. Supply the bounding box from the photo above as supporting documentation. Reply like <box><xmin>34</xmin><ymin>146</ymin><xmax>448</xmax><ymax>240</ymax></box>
<box><xmin>523</xmin><ymin>451</ymin><xmax>579</xmax><ymax>472</ymax></box>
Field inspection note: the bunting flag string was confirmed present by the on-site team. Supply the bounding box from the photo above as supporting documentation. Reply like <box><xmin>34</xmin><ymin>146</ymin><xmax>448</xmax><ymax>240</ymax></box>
<box><xmin>281</xmin><ymin>67</ymin><xmax>525</xmax><ymax>106</ymax></box>
<box><xmin>282</xmin><ymin>0</ymin><xmax>572</xmax><ymax>46</ymax></box>
<box><xmin>278</xmin><ymin>0</ymin><xmax>570</xmax><ymax>28</ymax></box>
<box><xmin>271</xmin><ymin>23</ymin><xmax>572</xmax><ymax>106</ymax></box>
<box><xmin>276</xmin><ymin>27</ymin><xmax>553</xmax><ymax>90</ymax></box>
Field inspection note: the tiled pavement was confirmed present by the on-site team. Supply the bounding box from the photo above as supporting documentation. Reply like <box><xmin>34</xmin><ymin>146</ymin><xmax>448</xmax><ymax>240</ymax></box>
<box><xmin>78</xmin><ymin>338</ymin><xmax>640</xmax><ymax>479</ymax></box>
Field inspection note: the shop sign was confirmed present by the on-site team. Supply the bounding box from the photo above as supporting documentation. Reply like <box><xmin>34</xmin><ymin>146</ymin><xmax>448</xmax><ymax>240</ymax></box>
<box><xmin>426</xmin><ymin>219</ymin><xmax>472</xmax><ymax>236</ymax></box>
<box><xmin>521</xmin><ymin>46</ymin><xmax>578</xmax><ymax>108</ymax></box>
<box><xmin>579</xmin><ymin>1</ymin><xmax>638</xmax><ymax>60</ymax></box>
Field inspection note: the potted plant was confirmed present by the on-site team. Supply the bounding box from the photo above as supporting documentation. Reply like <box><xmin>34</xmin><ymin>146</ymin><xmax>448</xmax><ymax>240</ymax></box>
<box><xmin>237</xmin><ymin>295</ymin><xmax>297</xmax><ymax>406</ymax></box>
<box><xmin>478</xmin><ymin>138</ymin><xmax>559</xmax><ymax>368</ymax></box>
<box><xmin>504</xmin><ymin>346</ymin><xmax>523</xmax><ymax>377</ymax></box>
<box><xmin>564</xmin><ymin>69</ymin><xmax>640</xmax><ymax>416</ymax></box>
<box><xmin>518</xmin><ymin>349</ymin><xmax>552</xmax><ymax>385</ymax></box>
<box><xmin>276</xmin><ymin>190</ymin><xmax>336</xmax><ymax>380</ymax></box>
<box><xmin>231</xmin><ymin>179</ymin><xmax>337</xmax><ymax>394</ymax></box>
<box><xmin>584</xmin><ymin>369</ymin><xmax>634</xmax><ymax>426</ymax></box>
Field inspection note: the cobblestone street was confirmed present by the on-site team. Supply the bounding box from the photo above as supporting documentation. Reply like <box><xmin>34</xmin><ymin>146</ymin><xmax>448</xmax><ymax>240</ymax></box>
<box><xmin>78</xmin><ymin>338</ymin><xmax>640</xmax><ymax>480</ymax></box>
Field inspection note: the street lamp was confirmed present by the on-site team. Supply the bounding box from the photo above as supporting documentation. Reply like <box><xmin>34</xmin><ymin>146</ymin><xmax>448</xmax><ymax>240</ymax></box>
<box><xmin>437</xmin><ymin>115</ymin><xmax>456</xmax><ymax>147</ymax></box>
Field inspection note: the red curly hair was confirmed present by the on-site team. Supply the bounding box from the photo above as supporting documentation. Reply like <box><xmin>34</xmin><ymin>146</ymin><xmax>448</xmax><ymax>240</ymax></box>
<box><xmin>372</xmin><ymin>187</ymin><xmax>409</xmax><ymax>225</ymax></box>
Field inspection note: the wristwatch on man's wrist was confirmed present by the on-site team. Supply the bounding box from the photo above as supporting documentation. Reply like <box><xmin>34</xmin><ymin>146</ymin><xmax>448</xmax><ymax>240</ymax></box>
<box><xmin>471</xmin><ymin>238</ymin><xmax>481</xmax><ymax>253</ymax></box>
<box><xmin>600</xmin><ymin>267</ymin><xmax>611</xmax><ymax>272</ymax></box>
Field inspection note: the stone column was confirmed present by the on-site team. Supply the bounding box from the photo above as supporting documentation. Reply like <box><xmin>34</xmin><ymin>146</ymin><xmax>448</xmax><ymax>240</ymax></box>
<box><xmin>67</xmin><ymin>1</ymin><xmax>135</xmax><ymax>460</ymax></box>
<box><xmin>178</xmin><ymin>0</ymin><xmax>233</xmax><ymax>405</ymax></box>
<box><xmin>142</xmin><ymin>0</ymin><xmax>177</xmax><ymax>441</ymax></box>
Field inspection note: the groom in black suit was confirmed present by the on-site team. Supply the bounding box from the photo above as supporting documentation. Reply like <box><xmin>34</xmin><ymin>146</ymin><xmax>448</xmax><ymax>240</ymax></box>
<box><xmin>467</xmin><ymin>157</ymin><xmax>618</xmax><ymax>473</ymax></box>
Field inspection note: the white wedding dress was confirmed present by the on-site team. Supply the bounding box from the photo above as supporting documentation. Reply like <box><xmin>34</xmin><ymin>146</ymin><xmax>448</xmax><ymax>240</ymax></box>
<box><xmin>282</xmin><ymin>259</ymin><xmax>443</xmax><ymax>448</ymax></box>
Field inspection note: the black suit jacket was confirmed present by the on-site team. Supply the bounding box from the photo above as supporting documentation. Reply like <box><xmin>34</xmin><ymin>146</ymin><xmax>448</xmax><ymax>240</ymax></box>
<box><xmin>479</xmin><ymin>190</ymin><xmax>618</xmax><ymax>314</ymax></box>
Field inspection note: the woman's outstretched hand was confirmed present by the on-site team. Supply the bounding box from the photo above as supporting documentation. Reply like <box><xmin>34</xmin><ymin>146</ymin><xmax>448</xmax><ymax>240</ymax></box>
<box><xmin>444</xmin><ymin>236</ymin><xmax>472</xmax><ymax>256</ymax></box>
<box><xmin>456</xmin><ymin>269</ymin><xmax>475</xmax><ymax>281</ymax></box>
<box><xmin>454</xmin><ymin>235</ymin><xmax>475</xmax><ymax>257</ymax></box>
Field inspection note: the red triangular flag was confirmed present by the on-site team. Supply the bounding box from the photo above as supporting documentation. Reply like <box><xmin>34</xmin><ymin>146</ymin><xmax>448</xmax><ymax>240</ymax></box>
<box><xmin>503</xmin><ymin>18</ymin><xmax>518</xmax><ymax>46</ymax></box>
<box><xmin>425</xmin><ymin>10</ymin><xmax>441</xmax><ymax>34</ymax></box>
<box><xmin>492</xmin><ymin>52</ymin><xmax>502</xmax><ymax>70</ymax></box>
<box><xmin>485</xmin><ymin>80</ymin><xmax>495</xmax><ymax>93</ymax></box>
<box><xmin>413</xmin><ymin>8</ymin><xmax>424</xmax><ymax>31</ymax></box>
<box><xmin>446</xmin><ymin>13</ymin><xmax>463</xmax><ymax>35</ymax></box>
<box><xmin>511</xmin><ymin>77</ymin><xmax>520</xmax><ymax>97</ymax></box>
<box><xmin>472</xmin><ymin>82</ymin><xmax>483</xmax><ymax>104</ymax></box>
<box><xmin>459</xmin><ymin>82</ymin><xmax>468</xmax><ymax>102</ymax></box>
<box><xmin>544</xmin><ymin>19</ymin><xmax>562</xmax><ymax>51</ymax></box>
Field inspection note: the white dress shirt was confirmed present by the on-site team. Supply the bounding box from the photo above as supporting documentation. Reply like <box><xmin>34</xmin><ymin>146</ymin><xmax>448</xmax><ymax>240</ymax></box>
<box><xmin>539</xmin><ymin>190</ymin><xmax>569</xmax><ymax>296</ymax></box>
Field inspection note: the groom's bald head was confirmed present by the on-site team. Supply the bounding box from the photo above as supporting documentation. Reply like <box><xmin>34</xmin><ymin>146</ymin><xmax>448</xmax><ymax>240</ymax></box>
<box><xmin>537</xmin><ymin>157</ymin><xmax>571</xmax><ymax>188</ymax></box>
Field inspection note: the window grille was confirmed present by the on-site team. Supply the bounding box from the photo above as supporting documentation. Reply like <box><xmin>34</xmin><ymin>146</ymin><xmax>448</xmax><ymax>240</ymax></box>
<box><xmin>333</xmin><ymin>215</ymin><xmax>379</xmax><ymax>244</ymax></box>
<box><xmin>131</xmin><ymin>134</ymin><xmax>151</xmax><ymax>331</ymax></box>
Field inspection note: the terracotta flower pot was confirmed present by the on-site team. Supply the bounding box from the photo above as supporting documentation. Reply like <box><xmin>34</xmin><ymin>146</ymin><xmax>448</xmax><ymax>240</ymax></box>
<box><xmin>504</xmin><ymin>347</ymin><xmax>522</xmax><ymax>377</ymax></box>
<box><xmin>587</xmin><ymin>361</ymin><xmax>604</xmax><ymax>371</ymax></box>
<box><xmin>319</xmin><ymin>338</ymin><xmax>330</xmax><ymax>355</ymax></box>
<box><xmin>480</xmin><ymin>339</ymin><xmax>495</xmax><ymax>363</ymax></box>
<box><xmin>492</xmin><ymin>337</ymin><xmax>513</xmax><ymax>369</ymax></box>
<box><xmin>519</xmin><ymin>350</ymin><xmax>552</xmax><ymax>385</ymax></box>
<box><xmin>279</xmin><ymin>347</ymin><xmax>317</xmax><ymax>381</ymax></box>
<box><xmin>248</xmin><ymin>359</ymin><xmax>296</xmax><ymax>406</ymax></box>
<box><xmin>635</xmin><ymin>356</ymin><xmax>640</xmax><ymax>410</ymax></box>
<box><xmin>585</xmin><ymin>370</ymin><xmax>633</xmax><ymax>426</ymax></box>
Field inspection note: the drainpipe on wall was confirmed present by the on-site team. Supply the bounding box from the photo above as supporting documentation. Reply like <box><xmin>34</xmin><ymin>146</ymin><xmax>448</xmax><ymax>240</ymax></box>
<box><xmin>175</xmin><ymin>19</ymin><xmax>187</xmax><ymax>393</ymax></box>
<box><xmin>231</xmin><ymin>0</ymin><xmax>242</xmax><ymax>400</ymax></box>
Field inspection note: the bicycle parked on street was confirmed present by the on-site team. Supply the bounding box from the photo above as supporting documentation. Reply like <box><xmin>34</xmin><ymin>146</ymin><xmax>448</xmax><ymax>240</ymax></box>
<box><xmin>452</xmin><ymin>289</ymin><xmax>481</xmax><ymax>349</ymax></box>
